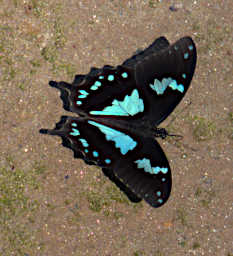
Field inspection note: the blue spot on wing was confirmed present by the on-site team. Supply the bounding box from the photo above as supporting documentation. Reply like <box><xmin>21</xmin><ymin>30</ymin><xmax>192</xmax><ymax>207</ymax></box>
<box><xmin>78</xmin><ymin>95</ymin><xmax>86</xmax><ymax>99</ymax></box>
<box><xmin>150</xmin><ymin>78</ymin><xmax>172</xmax><ymax>95</ymax></box>
<box><xmin>79</xmin><ymin>138</ymin><xmax>89</xmax><ymax>147</ymax></box>
<box><xmin>90</xmin><ymin>81</ymin><xmax>102</xmax><ymax>90</ymax></box>
<box><xmin>93</xmin><ymin>151</ymin><xmax>99</xmax><ymax>157</ymax></box>
<box><xmin>79</xmin><ymin>90</ymin><xmax>89</xmax><ymax>95</ymax></box>
<box><xmin>184</xmin><ymin>53</ymin><xmax>189</xmax><ymax>59</ymax></box>
<box><xmin>70</xmin><ymin>128</ymin><xmax>80</xmax><ymax>136</ymax></box>
<box><xmin>105</xmin><ymin>159</ymin><xmax>111</xmax><ymax>164</ymax></box>
<box><xmin>152</xmin><ymin>166</ymin><xmax>168</xmax><ymax>174</ymax></box>
<box><xmin>169</xmin><ymin>80</ymin><xmax>184</xmax><ymax>93</ymax></box>
<box><xmin>94</xmin><ymin>81</ymin><xmax>101</xmax><ymax>86</ymax></box>
<box><xmin>90</xmin><ymin>89</ymin><xmax>144</xmax><ymax>116</ymax></box>
<box><xmin>121</xmin><ymin>72</ymin><xmax>128</xmax><ymax>78</ymax></box>
<box><xmin>108</xmin><ymin>75</ymin><xmax>114</xmax><ymax>81</ymax></box>
<box><xmin>188</xmin><ymin>45</ymin><xmax>193</xmax><ymax>51</ymax></box>
<box><xmin>135</xmin><ymin>158</ymin><xmax>168</xmax><ymax>175</ymax></box>
<box><xmin>78</xmin><ymin>90</ymin><xmax>89</xmax><ymax>98</ymax></box>
<box><xmin>90</xmin><ymin>85</ymin><xmax>98</xmax><ymax>90</ymax></box>
<box><xmin>135</xmin><ymin>158</ymin><xmax>153</xmax><ymax>173</ymax></box>
<box><xmin>88</xmin><ymin>121</ymin><xmax>137</xmax><ymax>155</ymax></box>
<box><xmin>150</xmin><ymin>77</ymin><xmax>184</xmax><ymax>95</ymax></box>
<box><xmin>158</xmin><ymin>199</ymin><xmax>163</xmax><ymax>204</ymax></box>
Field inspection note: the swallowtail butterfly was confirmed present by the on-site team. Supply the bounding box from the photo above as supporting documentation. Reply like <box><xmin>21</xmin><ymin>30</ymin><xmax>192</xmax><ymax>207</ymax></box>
<box><xmin>40</xmin><ymin>36</ymin><xmax>197</xmax><ymax>208</ymax></box>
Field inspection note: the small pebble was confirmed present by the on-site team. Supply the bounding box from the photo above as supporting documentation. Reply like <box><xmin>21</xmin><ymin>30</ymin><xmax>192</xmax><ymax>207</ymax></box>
<box><xmin>169</xmin><ymin>5</ymin><xmax>178</xmax><ymax>12</ymax></box>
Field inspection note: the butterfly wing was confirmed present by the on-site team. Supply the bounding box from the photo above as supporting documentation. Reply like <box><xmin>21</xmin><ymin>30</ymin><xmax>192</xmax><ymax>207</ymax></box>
<box><xmin>48</xmin><ymin>36</ymin><xmax>170</xmax><ymax>117</ymax></box>
<box><xmin>48</xmin><ymin>37</ymin><xmax>196</xmax><ymax>127</ymax></box>
<box><xmin>122</xmin><ymin>36</ymin><xmax>170</xmax><ymax>66</ymax></box>
<box><xmin>134</xmin><ymin>36</ymin><xmax>197</xmax><ymax>125</ymax></box>
<box><xmin>41</xmin><ymin>117</ymin><xmax>171</xmax><ymax>208</ymax></box>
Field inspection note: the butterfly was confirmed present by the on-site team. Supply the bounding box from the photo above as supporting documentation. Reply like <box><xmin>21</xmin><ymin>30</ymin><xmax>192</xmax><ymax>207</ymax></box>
<box><xmin>40</xmin><ymin>36</ymin><xmax>197</xmax><ymax>208</ymax></box>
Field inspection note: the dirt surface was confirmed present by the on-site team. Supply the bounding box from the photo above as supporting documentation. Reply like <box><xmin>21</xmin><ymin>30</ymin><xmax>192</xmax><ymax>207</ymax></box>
<box><xmin>0</xmin><ymin>0</ymin><xmax>232</xmax><ymax>255</ymax></box>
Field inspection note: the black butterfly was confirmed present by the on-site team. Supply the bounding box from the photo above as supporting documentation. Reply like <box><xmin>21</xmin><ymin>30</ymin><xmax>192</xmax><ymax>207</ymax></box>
<box><xmin>40</xmin><ymin>36</ymin><xmax>197</xmax><ymax>208</ymax></box>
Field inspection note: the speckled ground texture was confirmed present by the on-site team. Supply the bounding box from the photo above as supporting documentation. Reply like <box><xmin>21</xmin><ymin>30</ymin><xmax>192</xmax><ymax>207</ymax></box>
<box><xmin>0</xmin><ymin>0</ymin><xmax>232</xmax><ymax>255</ymax></box>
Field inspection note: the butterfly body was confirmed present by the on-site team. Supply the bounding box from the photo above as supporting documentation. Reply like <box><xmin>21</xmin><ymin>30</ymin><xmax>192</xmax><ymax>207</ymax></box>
<box><xmin>41</xmin><ymin>36</ymin><xmax>196</xmax><ymax>208</ymax></box>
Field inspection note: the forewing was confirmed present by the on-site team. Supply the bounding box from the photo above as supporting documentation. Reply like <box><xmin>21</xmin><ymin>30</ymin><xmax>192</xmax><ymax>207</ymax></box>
<box><xmin>48</xmin><ymin>37</ymin><xmax>196</xmax><ymax>127</ymax></box>
<box><xmin>47</xmin><ymin>37</ymin><xmax>170</xmax><ymax>118</ymax></box>
<box><xmin>135</xmin><ymin>36</ymin><xmax>197</xmax><ymax>125</ymax></box>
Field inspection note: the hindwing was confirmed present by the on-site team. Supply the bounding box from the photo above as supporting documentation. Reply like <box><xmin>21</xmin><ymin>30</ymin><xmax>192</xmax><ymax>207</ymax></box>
<box><xmin>42</xmin><ymin>116</ymin><xmax>171</xmax><ymax>207</ymax></box>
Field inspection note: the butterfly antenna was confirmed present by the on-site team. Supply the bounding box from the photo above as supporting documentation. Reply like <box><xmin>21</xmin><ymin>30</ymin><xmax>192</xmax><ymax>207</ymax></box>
<box><xmin>167</xmin><ymin>133</ymin><xmax>183</xmax><ymax>140</ymax></box>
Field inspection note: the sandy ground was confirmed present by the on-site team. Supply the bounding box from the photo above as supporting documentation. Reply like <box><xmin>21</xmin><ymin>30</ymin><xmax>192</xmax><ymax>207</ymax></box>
<box><xmin>0</xmin><ymin>0</ymin><xmax>232</xmax><ymax>255</ymax></box>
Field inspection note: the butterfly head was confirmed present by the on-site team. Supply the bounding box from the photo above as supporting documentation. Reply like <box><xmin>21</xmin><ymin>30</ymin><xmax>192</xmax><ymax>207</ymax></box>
<box><xmin>153</xmin><ymin>127</ymin><xmax>169</xmax><ymax>139</ymax></box>
<box><xmin>153</xmin><ymin>127</ymin><xmax>183</xmax><ymax>140</ymax></box>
